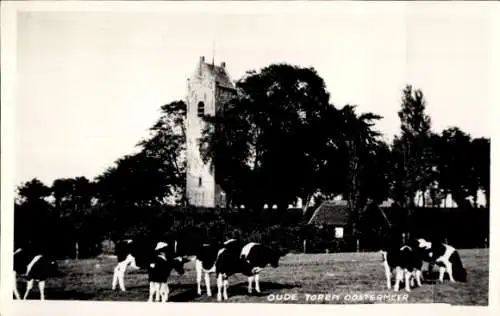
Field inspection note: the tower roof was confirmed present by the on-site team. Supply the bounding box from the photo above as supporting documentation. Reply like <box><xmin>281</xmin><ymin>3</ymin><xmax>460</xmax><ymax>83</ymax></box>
<box><xmin>204</xmin><ymin>63</ymin><xmax>235</xmax><ymax>90</ymax></box>
<box><xmin>194</xmin><ymin>56</ymin><xmax>235</xmax><ymax>90</ymax></box>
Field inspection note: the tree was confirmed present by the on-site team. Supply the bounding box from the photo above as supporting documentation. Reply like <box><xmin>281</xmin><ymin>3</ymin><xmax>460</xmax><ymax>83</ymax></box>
<box><xmin>17</xmin><ymin>178</ymin><xmax>52</xmax><ymax>205</ymax></box>
<box><xmin>471</xmin><ymin>137</ymin><xmax>490</xmax><ymax>208</ymax></box>
<box><xmin>361</xmin><ymin>141</ymin><xmax>392</xmax><ymax>204</ymax></box>
<box><xmin>199</xmin><ymin>96</ymin><xmax>254</xmax><ymax>208</ymax></box>
<box><xmin>436</xmin><ymin>127</ymin><xmax>475</xmax><ymax>208</ymax></box>
<box><xmin>391</xmin><ymin>85</ymin><xmax>434</xmax><ymax>215</ymax></box>
<box><xmin>137</xmin><ymin>100</ymin><xmax>187</xmax><ymax>205</ymax></box>
<box><xmin>50</xmin><ymin>176</ymin><xmax>98</xmax><ymax>258</ymax></box>
<box><xmin>336</xmin><ymin>105</ymin><xmax>386</xmax><ymax>236</ymax></box>
<box><xmin>52</xmin><ymin>176</ymin><xmax>94</xmax><ymax>212</ymax></box>
<box><xmin>15</xmin><ymin>178</ymin><xmax>55</xmax><ymax>252</ymax></box>
<box><xmin>52</xmin><ymin>178</ymin><xmax>74</xmax><ymax>209</ymax></box>
<box><xmin>95</xmin><ymin>152</ymin><xmax>177</xmax><ymax>207</ymax></box>
<box><xmin>200</xmin><ymin>64</ymin><xmax>333</xmax><ymax>209</ymax></box>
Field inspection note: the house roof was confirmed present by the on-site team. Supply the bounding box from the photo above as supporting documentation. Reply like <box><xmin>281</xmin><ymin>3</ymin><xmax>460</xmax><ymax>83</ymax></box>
<box><xmin>203</xmin><ymin>63</ymin><xmax>235</xmax><ymax>90</ymax></box>
<box><xmin>307</xmin><ymin>200</ymin><xmax>351</xmax><ymax>226</ymax></box>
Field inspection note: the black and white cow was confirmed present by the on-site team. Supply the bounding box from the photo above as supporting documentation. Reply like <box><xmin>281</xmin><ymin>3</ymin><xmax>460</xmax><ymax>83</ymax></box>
<box><xmin>380</xmin><ymin>243</ymin><xmax>424</xmax><ymax>292</ymax></box>
<box><xmin>13</xmin><ymin>248</ymin><xmax>58</xmax><ymax>300</ymax></box>
<box><xmin>147</xmin><ymin>242</ymin><xmax>190</xmax><ymax>302</ymax></box>
<box><xmin>112</xmin><ymin>238</ymin><xmax>180</xmax><ymax>291</ymax></box>
<box><xmin>216</xmin><ymin>241</ymin><xmax>284</xmax><ymax>301</ymax></box>
<box><xmin>111</xmin><ymin>239</ymin><xmax>141</xmax><ymax>291</ymax></box>
<box><xmin>194</xmin><ymin>238</ymin><xmax>242</xmax><ymax>297</ymax></box>
<box><xmin>416</xmin><ymin>238</ymin><xmax>467</xmax><ymax>283</ymax></box>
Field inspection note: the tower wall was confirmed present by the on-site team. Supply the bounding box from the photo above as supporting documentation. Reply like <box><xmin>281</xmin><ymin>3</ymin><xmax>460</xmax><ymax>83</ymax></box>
<box><xmin>185</xmin><ymin>57</ymin><xmax>235</xmax><ymax>207</ymax></box>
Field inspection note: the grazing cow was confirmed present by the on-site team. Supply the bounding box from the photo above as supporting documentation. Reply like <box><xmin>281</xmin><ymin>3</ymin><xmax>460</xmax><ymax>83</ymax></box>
<box><xmin>194</xmin><ymin>238</ymin><xmax>242</xmax><ymax>297</ymax></box>
<box><xmin>380</xmin><ymin>244</ymin><xmax>423</xmax><ymax>292</ymax></box>
<box><xmin>112</xmin><ymin>238</ymin><xmax>180</xmax><ymax>291</ymax></box>
<box><xmin>416</xmin><ymin>238</ymin><xmax>467</xmax><ymax>283</ymax></box>
<box><xmin>14</xmin><ymin>248</ymin><xmax>58</xmax><ymax>300</ymax></box>
<box><xmin>112</xmin><ymin>239</ymin><xmax>141</xmax><ymax>291</ymax></box>
<box><xmin>147</xmin><ymin>242</ymin><xmax>190</xmax><ymax>302</ymax></box>
<box><xmin>216</xmin><ymin>241</ymin><xmax>284</xmax><ymax>301</ymax></box>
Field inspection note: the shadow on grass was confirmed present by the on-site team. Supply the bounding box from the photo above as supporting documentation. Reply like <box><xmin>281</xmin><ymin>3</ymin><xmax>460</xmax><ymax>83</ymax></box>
<box><xmin>27</xmin><ymin>290</ymin><xmax>96</xmax><ymax>301</ymax></box>
<box><xmin>169</xmin><ymin>281</ymin><xmax>300</xmax><ymax>302</ymax></box>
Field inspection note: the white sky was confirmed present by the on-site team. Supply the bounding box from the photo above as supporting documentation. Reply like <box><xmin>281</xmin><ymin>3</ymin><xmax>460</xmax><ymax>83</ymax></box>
<box><xmin>11</xmin><ymin>2</ymin><xmax>496</xmax><ymax>186</ymax></box>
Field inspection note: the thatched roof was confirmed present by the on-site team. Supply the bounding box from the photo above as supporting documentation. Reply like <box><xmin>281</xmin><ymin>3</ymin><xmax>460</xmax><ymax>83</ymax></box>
<box><xmin>307</xmin><ymin>200</ymin><xmax>350</xmax><ymax>226</ymax></box>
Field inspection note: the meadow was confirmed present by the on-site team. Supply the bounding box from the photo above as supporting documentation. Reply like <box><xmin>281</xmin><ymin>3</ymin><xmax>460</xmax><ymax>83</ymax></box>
<box><xmin>19</xmin><ymin>248</ymin><xmax>489</xmax><ymax>306</ymax></box>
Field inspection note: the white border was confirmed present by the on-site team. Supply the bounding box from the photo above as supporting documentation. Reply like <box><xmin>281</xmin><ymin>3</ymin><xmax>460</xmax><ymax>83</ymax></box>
<box><xmin>1</xmin><ymin>1</ymin><xmax>499</xmax><ymax>316</ymax></box>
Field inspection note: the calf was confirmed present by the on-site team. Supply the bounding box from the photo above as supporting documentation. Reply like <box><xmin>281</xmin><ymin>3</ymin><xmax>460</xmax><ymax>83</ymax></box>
<box><xmin>147</xmin><ymin>242</ymin><xmax>189</xmax><ymax>302</ymax></box>
<box><xmin>112</xmin><ymin>238</ymin><xmax>179</xmax><ymax>291</ymax></box>
<box><xmin>14</xmin><ymin>248</ymin><xmax>58</xmax><ymax>300</ymax></box>
<box><xmin>416</xmin><ymin>238</ymin><xmax>467</xmax><ymax>283</ymax></box>
<box><xmin>216</xmin><ymin>242</ymin><xmax>284</xmax><ymax>301</ymax></box>
<box><xmin>194</xmin><ymin>238</ymin><xmax>241</xmax><ymax>297</ymax></box>
<box><xmin>380</xmin><ymin>244</ymin><xmax>423</xmax><ymax>292</ymax></box>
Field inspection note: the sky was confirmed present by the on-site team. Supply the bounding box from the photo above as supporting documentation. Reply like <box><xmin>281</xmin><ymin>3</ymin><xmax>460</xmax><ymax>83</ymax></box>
<box><xmin>12</xmin><ymin>2</ymin><xmax>496</xmax><ymax>187</ymax></box>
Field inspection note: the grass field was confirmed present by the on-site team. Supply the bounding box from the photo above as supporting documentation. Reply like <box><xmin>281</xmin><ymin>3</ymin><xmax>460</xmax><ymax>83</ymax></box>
<box><xmin>19</xmin><ymin>248</ymin><xmax>489</xmax><ymax>305</ymax></box>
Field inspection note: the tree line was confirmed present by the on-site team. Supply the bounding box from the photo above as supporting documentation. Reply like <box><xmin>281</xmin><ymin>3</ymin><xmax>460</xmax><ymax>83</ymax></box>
<box><xmin>14</xmin><ymin>63</ymin><xmax>490</xmax><ymax>257</ymax></box>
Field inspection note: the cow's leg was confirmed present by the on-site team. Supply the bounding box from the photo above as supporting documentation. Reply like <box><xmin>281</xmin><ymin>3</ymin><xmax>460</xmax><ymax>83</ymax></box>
<box><xmin>118</xmin><ymin>269</ymin><xmax>126</xmax><ymax>291</ymax></box>
<box><xmin>254</xmin><ymin>274</ymin><xmax>261</xmax><ymax>293</ymax></box>
<box><xmin>384</xmin><ymin>263</ymin><xmax>392</xmax><ymax>290</ymax></box>
<box><xmin>393</xmin><ymin>267</ymin><xmax>403</xmax><ymax>292</ymax></box>
<box><xmin>165</xmin><ymin>283</ymin><xmax>170</xmax><ymax>302</ymax></box>
<box><xmin>248</xmin><ymin>276</ymin><xmax>254</xmax><ymax>294</ymax></box>
<box><xmin>205</xmin><ymin>272</ymin><xmax>212</xmax><ymax>297</ymax></box>
<box><xmin>410</xmin><ymin>270</ymin><xmax>416</xmax><ymax>287</ymax></box>
<box><xmin>404</xmin><ymin>269</ymin><xmax>411</xmax><ymax>292</ymax></box>
<box><xmin>112</xmin><ymin>265</ymin><xmax>119</xmax><ymax>290</ymax></box>
<box><xmin>223</xmin><ymin>276</ymin><xmax>229</xmax><ymax>300</ymax></box>
<box><xmin>13</xmin><ymin>271</ymin><xmax>21</xmax><ymax>300</ymax></box>
<box><xmin>420</xmin><ymin>262</ymin><xmax>428</xmax><ymax>281</ymax></box>
<box><xmin>216</xmin><ymin>274</ymin><xmax>223</xmax><ymax>302</ymax></box>
<box><xmin>160</xmin><ymin>283</ymin><xmax>169</xmax><ymax>302</ymax></box>
<box><xmin>148</xmin><ymin>282</ymin><xmax>155</xmax><ymax>302</ymax></box>
<box><xmin>444</xmin><ymin>261</ymin><xmax>455</xmax><ymax>283</ymax></box>
<box><xmin>23</xmin><ymin>279</ymin><xmax>34</xmax><ymax>300</ymax></box>
<box><xmin>38</xmin><ymin>281</ymin><xmax>45</xmax><ymax>301</ymax></box>
<box><xmin>154</xmin><ymin>283</ymin><xmax>161</xmax><ymax>302</ymax></box>
<box><xmin>438</xmin><ymin>266</ymin><xmax>446</xmax><ymax>283</ymax></box>
<box><xmin>113</xmin><ymin>264</ymin><xmax>127</xmax><ymax>291</ymax></box>
<box><xmin>415</xmin><ymin>270</ymin><xmax>423</xmax><ymax>287</ymax></box>
<box><xmin>195</xmin><ymin>260</ymin><xmax>203</xmax><ymax>295</ymax></box>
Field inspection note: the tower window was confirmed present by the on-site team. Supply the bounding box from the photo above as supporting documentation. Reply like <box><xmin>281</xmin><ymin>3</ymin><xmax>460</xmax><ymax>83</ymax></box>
<box><xmin>197</xmin><ymin>101</ymin><xmax>205</xmax><ymax>117</ymax></box>
<box><xmin>198</xmin><ymin>177</ymin><xmax>202</xmax><ymax>187</ymax></box>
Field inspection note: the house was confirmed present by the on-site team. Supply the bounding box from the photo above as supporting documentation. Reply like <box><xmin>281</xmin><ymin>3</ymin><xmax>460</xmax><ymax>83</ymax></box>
<box><xmin>303</xmin><ymin>200</ymin><xmax>354</xmax><ymax>253</ymax></box>
<box><xmin>307</xmin><ymin>200</ymin><xmax>351</xmax><ymax>239</ymax></box>
<box><xmin>304</xmin><ymin>198</ymin><xmax>490</xmax><ymax>252</ymax></box>
<box><xmin>305</xmin><ymin>199</ymin><xmax>396</xmax><ymax>252</ymax></box>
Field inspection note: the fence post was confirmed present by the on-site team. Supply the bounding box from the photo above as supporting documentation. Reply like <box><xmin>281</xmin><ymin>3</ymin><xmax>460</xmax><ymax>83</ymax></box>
<box><xmin>75</xmin><ymin>242</ymin><xmax>79</xmax><ymax>260</ymax></box>
<box><xmin>303</xmin><ymin>239</ymin><xmax>307</xmax><ymax>254</ymax></box>
<box><xmin>356</xmin><ymin>239</ymin><xmax>360</xmax><ymax>252</ymax></box>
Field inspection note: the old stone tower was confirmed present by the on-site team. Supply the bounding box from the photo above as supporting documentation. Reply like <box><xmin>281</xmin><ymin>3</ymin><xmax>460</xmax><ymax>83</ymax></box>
<box><xmin>185</xmin><ymin>56</ymin><xmax>236</xmax><ymax>207</ymax></box>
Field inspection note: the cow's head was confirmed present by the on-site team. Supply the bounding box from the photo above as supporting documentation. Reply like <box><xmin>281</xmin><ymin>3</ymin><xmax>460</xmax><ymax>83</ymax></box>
<box><xmin>44</xmin><ymin>256</ymin><xmax>60</xmax><ymax>277</ymax></box>
<box><xmin>172</xmin><ymin>256</ymin><xmax>190</xmax><ymax>275</ymax></box>
<box><xmin>268</xmin><ymin>246</ymin><xmax>287</xmax><ymax>268</ymax></box>
<box><xmin>417</xmin><ymin>238</ymin><xmax>432</xmax><ymax>250</ymax></box>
